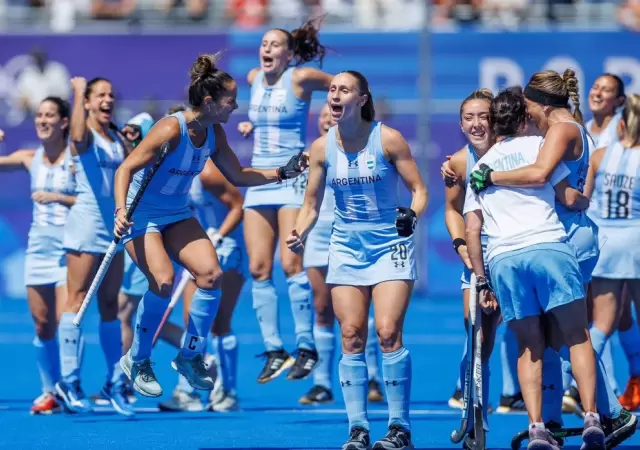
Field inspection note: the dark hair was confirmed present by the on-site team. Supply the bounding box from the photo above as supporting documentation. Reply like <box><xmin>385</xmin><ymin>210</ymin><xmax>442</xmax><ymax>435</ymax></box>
<box><xmin>342</xmin><ymin>70</ymin><xmax>375</xmax><ymax>121</ymax></box>
<box><xmin>188</xmin><ymin>53</ymin><xmax>235</xmax><ymax>108</ymax></box>
<box><xmin>41</xmin><ymin>96</ymin><xmax>71</xmax><ymax>139</ymax></box>
<box><xmin>600</xmin><ymin>73</ymin><xmax>626</xmax><ymax>99</ymax></box>
<box><xmin>459</xmin><ymin>88</ymin><xmax>494</xmax><ymax>119</ymax></box>
<box><xmin>166</xmin><ymin>104</ymin><xmax>186</xmax><ymax>115</ymax></box>
<box><xmin>491</xmin><ymin>87</ymin><xmax>526</xmax><ymax>137</ymax></box>
<box><xmin>83</xmin><ymin>77</ymin><xmax>120</xmax><ymax>133</ymax></box>
<box><xmin>274</xmin><ymin>17</ymin><xmax>326</xmax><ymax>67</ymax></box>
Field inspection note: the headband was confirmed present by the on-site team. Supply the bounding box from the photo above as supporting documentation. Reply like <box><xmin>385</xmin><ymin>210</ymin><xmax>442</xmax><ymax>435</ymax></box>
<box><xmin>524</xmin><ymin>85</ymin><xmax>569</xmax><ymax>108</ymax></box>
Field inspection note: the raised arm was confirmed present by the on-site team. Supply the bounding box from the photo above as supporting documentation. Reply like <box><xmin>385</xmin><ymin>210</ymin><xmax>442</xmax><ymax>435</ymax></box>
<box><xmin>583</xmin><ymin>147</ymin><xmax>605</xmax><ymax>199</ymax></box>
<box><xmin>490</xmin><ymin>123</ymin><xmax>578</xmax><ymax>186</ymax></box>
<box><xmin>444</xmin><ymin>149</ymin><xmax>472</xmax><ymax>269</ymax></box>
<box><xmin>212</xmin><ymin>124</ymin><xmax>301</xmax><ymax>187</ymax></box>
<box><xmin>293</xmin><ymin>137</ymin><xmax>327</xmax><ymax>241</ymax></box>
<box><xmin>69</xmin><ymin>77</ymin><xmax>91</xmax><ymax>156</ymax></box>
<box><xmin>294</xmin><ymin>68</ymin><xmax>333</xmax><ymax>98</ymax></box>
<box><xmin>0</xmin><ymin>149</ymin><xmax>35</xmax><ymax>172</ymax></box>
<box><xmin>382</xmin><ymin>125</ymin><xmax>428</xmax><ymax>218</ymax></box>
<box><xmin>199</xmin><ymin>159</ymin><xmax>244</xmax><ymax>238</ymax></box>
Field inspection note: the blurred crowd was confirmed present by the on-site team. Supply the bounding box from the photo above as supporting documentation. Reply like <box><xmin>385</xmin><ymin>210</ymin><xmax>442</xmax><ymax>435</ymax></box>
<box><xmin>0</xmin><ymin>0</ymin><xmax>638</xmax><ymax>32</ymax></box>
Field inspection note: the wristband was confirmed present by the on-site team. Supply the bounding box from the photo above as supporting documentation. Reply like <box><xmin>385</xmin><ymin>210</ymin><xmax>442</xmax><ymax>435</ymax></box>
<box><xmin>452</xmin><ymin>238</ymin><xmax>466</xmax><ymax>253</ymax></box>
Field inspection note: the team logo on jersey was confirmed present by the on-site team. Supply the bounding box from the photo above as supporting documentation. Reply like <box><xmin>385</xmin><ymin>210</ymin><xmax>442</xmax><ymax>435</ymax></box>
<box><xmin>366</xmin><ymin>152</ymin><xmax>375</xmax><ymax>170</ymax></box>
<box><xmin>347</xmin><ymin>158</ymin><xmax>359</xmax><ymax>169</ymax></box>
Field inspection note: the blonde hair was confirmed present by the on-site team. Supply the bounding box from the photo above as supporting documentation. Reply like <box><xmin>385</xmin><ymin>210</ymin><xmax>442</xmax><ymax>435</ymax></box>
<box><xmin>622</xmin><ymin>94</ymin><xmax>640</xmax><ymax>146</ymax></box>
<box><xmin>527</xmin><ymin>69</ymin><xmax>583</xmax><ymax>124</ymax></box>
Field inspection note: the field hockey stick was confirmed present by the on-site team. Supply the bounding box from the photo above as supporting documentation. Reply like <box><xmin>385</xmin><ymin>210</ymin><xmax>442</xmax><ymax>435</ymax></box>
<box><xmin>450</xmin><ymin>273</ymin><xmax>477</xmax><ymax>444</ymax></box>
<box><xmin>471</xmin><ymin>273</ymin><xmax>486</xmax><ymax>450</ymax></box>
<box><xmin>152</xmin><ymin>267</ymin><xmax>191</xmax><ymax>345</ymax></box>
<box><xmin>73</xmin><ymin>142</ymin><xmax>171</xmax><ymax>327</ymax></box>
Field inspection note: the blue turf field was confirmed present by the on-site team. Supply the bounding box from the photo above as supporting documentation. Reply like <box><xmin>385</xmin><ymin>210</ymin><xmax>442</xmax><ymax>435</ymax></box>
<box><xmin>1</xmin><ymin>279</ymin><xmax>639</xmax><ymax>449</ymax></box>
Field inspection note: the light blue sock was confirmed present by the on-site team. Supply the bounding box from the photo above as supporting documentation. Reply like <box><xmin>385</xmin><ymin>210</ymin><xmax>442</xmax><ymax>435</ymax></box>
<box><xmin>176</xmin><ymin>331</ymin><xmax>195</xmax><ymax>394</ymax></box>
<box><xmin>365</xmin><ymin>316</ymin><xmax>380</xmax><ymax>381</ymax></box>
<box><xmin>313</xmin><ymin>325</ymin><xmax>335</xmax><ymax>390</ymax></box>
<box><xmin>99</xmin><ymin>320</ymin><xmax>125</xmax><ymax>385</ymax></box>
<box><xmin>252</xmin><ymin>279</ymin><xmax>282</xmax><ymax>351</ymax></box>
<box><xmin>218</xmin><ymin>334</ymin><xmax>238</xmax><ymax>392</ymax></box>
<box><xmin>339</xmin><ymin>352</ymin><xmax>370</xmax><ymax>432</ymax></box>
<box><xmin>286</xmin><ymin>272</ymin><xmax>314</xmax><ymax>351</ymax></box>
<box><xmin>560</xmin><ymin>347</ymin><xmax>572</xmax><ymax>391</ymax></box>
<box><xmin>131</xmin><ymin>290</ymin><xmax>170</xmax><ymax>362</ymax></box>
<box><xmin>595</xmin><ymin>352</ymin><xmax>623</xmax><ymax>419</ymax></box>
<box><xmin>455</xmin><ymin>335</ymin><xmax>467</xmax><ymax>391</ymax></box>
<box><xmin>590</xmin><ymin>327</ymin><xmax>620</xmax><ymax>395</ymax></box>
<box><xmin>542</xmin><ymin>348</ymin><xmax>563</xmax><ymax>426</ymax></box>
<box><xmin>619</xmin><ymin>323</ymin><xmax>640</xmax><ymax>376</ymax></box>
<box><xmin>382</xmin><ymin>347</ymin><xmax>412</xmax><ymax>432</ymax></box>
<box><xmin>501</xmin><ymin>327</ymin><xmax>521</xmax><ymax>396</ymax></box>
<box><xmin>182</xmin><ymin>288</ymin><xmax>221</xmax><ymax>358</ymax></box>
<box><xmin>602</xmin><ymin>339</ymin><xmax>620</xmax><ymax>396</ymax></box>
<box><xmin>59</xmin><ymin>312</ymin><xmax>82</xmax><ymax>383</ymax></box>
<box><xmin>33</xmin><ymin>336</ymin><xmax>60</xmax><ymax>393</ymax></box>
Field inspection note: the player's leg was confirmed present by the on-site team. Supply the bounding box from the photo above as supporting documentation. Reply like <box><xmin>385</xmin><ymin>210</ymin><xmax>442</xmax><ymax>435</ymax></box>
<box><xmin>370</xmin><ymin>280</ymin><xmax>415</xmax><ymax>450</ymax></box>
<box><xmin>56</xmin><ymin>251</ymin><xmax>102</xmax><ymax>413</ymax></box>
<box><xmin>245</xmin><ymin>208</ymin><xmax>292</xmax><ymax>382</ymax></box>
<box><xmin>28</xmin><ymin>285</ymin><xmax>62</xmax><ymax>415</ymax></box>
<box><xmin>333</xmin><ymin>284</ymin><xmax>372</xmax><ymax>450</ymax></box>
<box><xmin>365</xmin><ymin>314</ymin><xmax>384</xmax><ymax>402</ymax></box>
<box><xmin>301</xmin><ymin>266</ymin><xmax>335</xmax><ymax>404</ymax></box>
<box><xmin>449</xmin><ymin>281</ymin><xmax>470</xmax><ymax>410</ymax></box>
<box><xmin>277</xmin><ymin>207</ymin><xmax>317</xmax><ymax>380</ymax></box>
<box><xmin>164</xmin><ymin>217</ymin><xmax>222</xmax><ymax>391</ymax></box>
<box><xmin>158</xmin><ymin>279</ymin><xmax>205</xmax><ymax>412</ymax></box>
<box><xmin>617</xmin><ymin>282</ymin><xmax>640</xmax><ymax>411</ymax></box>
<box><xmin>209</xmin><ymin>268</ymin><xmax>244</xmax><ymax>411</ymax></box>
<box><xmin>121</xmin><ymin>232</ymin><xmax>175</xmax><ymax>397</ymax></box>
<box><xmin>93</xmin><ymin>252</ymin><xmax>132</xmax><ymax>416</ymax></box>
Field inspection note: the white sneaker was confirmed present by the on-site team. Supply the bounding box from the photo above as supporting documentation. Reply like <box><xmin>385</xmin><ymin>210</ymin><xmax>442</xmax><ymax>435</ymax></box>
<box><xmin>208</xmin><ymin>390</ymin><xmax>239</xmax><ymax>412</ymax></box>
<box><xmin>158</xmin><ymin>389</ymin><xmax>204</xmax><ymax>412</ymax></box>
<box><xmin>120</xmin><ymin>351</ymin><xmax>162</xmax><ymax>398</ymax></box>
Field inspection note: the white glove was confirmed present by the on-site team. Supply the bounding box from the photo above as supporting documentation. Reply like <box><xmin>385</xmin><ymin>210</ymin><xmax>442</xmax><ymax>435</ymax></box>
<box><xmin>206</xmin><ymin>227</ymin><xmax>223</xmax><ymax>248</ymax></box>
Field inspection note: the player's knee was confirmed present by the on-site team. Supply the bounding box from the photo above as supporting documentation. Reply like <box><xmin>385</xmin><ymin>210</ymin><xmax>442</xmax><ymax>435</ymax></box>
<box><xmin>341</xmin><ymin>324</ymin><xmax>366</xmax><ymax>353</ymax></box>
<box><xmin>281</xmin><ymin>256</ymin><xmax>303</xmax><ymax>278</ymax></box>
<box><xmin>98</xmin><ymin>297</ymin><xmax>119</xmax><ymax>321</ymax></box>
<box><xmin>377</xmin><ymin>325</ymin><xmax>401</xmax><ymax>352</ymax></box>
<box><xmin>150</xmin><ymin>270</ymin><xmax>175</xmax><ymax>297</ymax></box>
<box><xmin>34</xmin><ymin>317</ymin><xmax>56</xmax><ymax>341</ymax></box>
<box><xmin>193</xmin><ymin>265</ymin><xmax>223</xmax><ymax>290</ymax></box>
<box><xmin>249</xmin><ymin>259</ymin><xmax>272</xmax><ymax>281</ymax></box>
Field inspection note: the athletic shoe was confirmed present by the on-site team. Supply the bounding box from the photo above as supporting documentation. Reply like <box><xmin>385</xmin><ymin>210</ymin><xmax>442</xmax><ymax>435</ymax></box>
<box><xmin>287</xmin><ymin>348</ymin><xmax>319</xmax><ymax>380</ymax></box>
<box><xmin>602</xmin><ymin>408</ymin><xmax>637</xmax><ymax>448</ymax></box>
<box><xmin>256</xmin><ymin>349</ymin><xmax>295</xmax><ymax>384</ymax></box>
<box><xmin>448</xmin><ymin>388</ymin><xmax>464</xmax><ymax>409</ymax></box>
<box><xmin>562</xmin><ymin>386</ymin><xmax>584</xmax><ymax>417</ymax></box>
<box><xmin>545</xmin><ymin>420</ymin><xmax>565</xmax><ymax>447</ymax></box>
<box><xmin>171</xmin><ymin>352</ymin><xmax>214</xmax><ymax>391</ymax></box>
<box><xmin>55</xmin><ymin>380</ymin><xmax>93</xmax><ymax>413</ymax></box>
<box><xmin>101</xmin><ymin>382</ymin><xmax>135</xmax><ymax>417</ymax></box>
<box><xmin>30</xmin><ymin>392</ymin><xmax>62</xmax><ymax>415</ymax></box>
<box><xmin>581</xmin><ymin>412</ymin><xmax>605</xmax><ymax>450</ymax></box>
<box><xmin>528</xmin><ymin>425</ymin><xmax>561</xmax><ymax>450</ymax></box>
<box><xmin>299</xmin><ymin>385</ymin><xmax>333</xmax><ymax>405</ymax></box>
<box><xmin>343</xmin><ymin>426</ymin><xmax>372</xmax><ymax>450</ymax></box>
<box><xmin>373</xmin><ymin>425</ymin><xmax>414</xmax><ymax>450</ymax></box>
<box><xmin>123</xmin><ymin>382</ymin><xmax>137</xmax><ymax>404</ymax></box>
<box><xmin>120</xmin><ymin>351</ymin><xmax>162</xmax><ymax>397</ymax></box>
<box><xmin>89</xmin><ymin>390</ymin><xmax>110</xmax><ymax>406</ymax></box>
<box><xmin>158</xmin><ymin>388</ymin><xmax>204</xmax><ymax>412</ymax></box>
<box><xmin>496</xmin><ymin>392</ymin><xmax>527</xmax><ymax>413</ymax></box>
<box><xmin>368</xmin><ymin>379</ymin><xmax>384</xmax><ymax>403</ymax></box>
<box><xmin>207</xmin><ymin>389</ymin><xmax>238</xmax><ymax>412</ymax></box>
